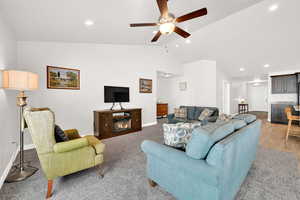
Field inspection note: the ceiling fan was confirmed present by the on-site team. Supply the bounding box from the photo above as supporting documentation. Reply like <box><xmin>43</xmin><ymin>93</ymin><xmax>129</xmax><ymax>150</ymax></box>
<box><xmin>130</xmin><ymin>0</ymin><xmax>207</xmax><ymax>42</ymax></box>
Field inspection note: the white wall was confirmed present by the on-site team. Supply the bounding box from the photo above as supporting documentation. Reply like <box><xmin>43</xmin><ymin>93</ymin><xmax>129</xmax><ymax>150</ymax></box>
<box><xmin>248</xmin><ymin>82</ymin><xmax>268</xmax><ymax>112</ymax></box>
<box><xmin>216</xmin><ymin>67</ymin><xmax>230</xmax><ymax>113</ymax></box>
<box><xmin>157</xmin><ymin>77</ymin><xmax>172</xmax><ymax>104</ymax></box>
<box><xmin>158</xmin><ymin>60</ymin><xmax>217</xmax><ymax>113</ymax></box>
<box><xmin>230</xmin><ymin>81</ymin><xmax>248</xmax><ymax>114</ymax></box>
<box><xmin>17</xmin><ymin>41</ymin><xmax>182</xmax><ymax>145</ymax></box>
<box><xmin>0</xmin><ymin>15</ymin><xmax>18</xmax><ymax>187</ymax></box>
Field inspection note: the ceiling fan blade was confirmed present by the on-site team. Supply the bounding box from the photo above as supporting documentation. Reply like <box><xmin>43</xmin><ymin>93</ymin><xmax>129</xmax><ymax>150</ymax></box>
<box><xmin>174</xmin><ymin>27</ymin><xmax>191</xmax><ymax>38</ymax></box>
<box><xmin>130</xmin><ymin>23</ymin><xmax>158</xmax><ymax>27</ymax></box>
<box><xmin>151</xmin><ymin>31</ymin><xmax>162</xmax><ymax>42</ymax></box>
<box><xmin>176</xmin><ymin>8</ymin><xmax>207</xmax><ymax>23</ymax></box>
<box><xmin>156</xmin><ymin>0</ymin><xmax>168</xmax><ymax>17</ymax></box>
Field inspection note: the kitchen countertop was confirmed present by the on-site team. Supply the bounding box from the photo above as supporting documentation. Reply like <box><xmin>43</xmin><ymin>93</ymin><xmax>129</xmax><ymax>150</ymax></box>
<box><xmin>271</xmin><ymin>102</ymin><xmax>297</xmax><ymax>104</ymax></box>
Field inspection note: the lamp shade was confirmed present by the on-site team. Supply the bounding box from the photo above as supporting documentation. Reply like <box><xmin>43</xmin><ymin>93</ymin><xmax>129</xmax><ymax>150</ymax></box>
<box><xmin>2</xmin><ymin>70</ymin><xmax>38</xmax><ymax>91</ymax></box>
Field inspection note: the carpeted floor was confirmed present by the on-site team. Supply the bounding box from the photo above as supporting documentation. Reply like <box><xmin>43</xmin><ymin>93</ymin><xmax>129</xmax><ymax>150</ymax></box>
<box><xmin>1</xmin><ymin>121</ymin><xmax>300</xmax><ymax>200</ymax></box>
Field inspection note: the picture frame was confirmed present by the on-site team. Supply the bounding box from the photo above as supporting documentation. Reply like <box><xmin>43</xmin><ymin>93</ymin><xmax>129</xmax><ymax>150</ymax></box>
<box><xmin>139</xmin><ymin>78</ymin><xmax>152</xmax><ymax>93</ymax></box>
<box><xmin>47</xmin><ymin>66</ymin><xmax>80</xmax><ymax>90</ymax></box>
<box><xmin>179</xmin><ymin>81</ymin><xmax>187</xmax><ymax>91</ymax></box>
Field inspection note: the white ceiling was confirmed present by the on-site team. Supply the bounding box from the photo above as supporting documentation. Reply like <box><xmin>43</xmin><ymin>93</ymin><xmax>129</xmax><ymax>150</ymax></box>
<box><xmin>169</xmin><ymin>0</ymin><xmax>300</xmax><ymax>81</ymax></box>
<box><xmin>0</xmin><ymin>0</ymin><xmax>263</xmax><ymax>45</ymax></box>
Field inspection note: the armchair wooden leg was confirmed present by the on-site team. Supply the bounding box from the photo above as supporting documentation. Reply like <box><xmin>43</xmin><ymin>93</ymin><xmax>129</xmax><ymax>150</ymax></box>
<box><xmin>46</xmin><ymin>180</ymin><xmax>53</xmax><ymax>199</ymax></box>
<box><xmin>97</xmin><ymin>164</ymin><xmax>104</xmax><ymax>179</ymax></box>
<box><xmin>148</xmin><ymin>179</ymin><xmax>157</xmax><ymax>187</ymax></box>
<box><xmin>286</xmin><ymin>120</ymin><xmax>292</xmax><ymax>145</ymax></box>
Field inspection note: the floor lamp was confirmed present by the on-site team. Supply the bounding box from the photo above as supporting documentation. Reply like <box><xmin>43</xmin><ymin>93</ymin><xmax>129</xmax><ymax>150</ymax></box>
<box><xmin>2</xmin><ymin>70</ymin><xmax>39</xmax><ymax>182</ymax></box>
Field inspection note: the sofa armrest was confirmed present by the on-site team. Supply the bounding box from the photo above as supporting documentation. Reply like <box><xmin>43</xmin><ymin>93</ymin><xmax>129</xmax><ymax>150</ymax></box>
<box><xmin>53</xmin><ymin>138</ymin><xmax>89</xmax><ymax>153</ymax></box>
<box><xmin>64</xmin><ymin>129</ymin><xmax>81</xmax><ymax>140</ymax></box>
<box><xmin>84</xmin><ymin>135</ymin><xmax>105</xmax><ymax>154</ymax></box>
<box><xmin>167</xmin><ymin>113</ymin><xmax>175</xmax><ymax>120</ymax></box>
<box><xmin>141</xmin><ymin>140</ymin><xmax>219</xmax><ymax>186</ymax></box>
<box><xmin>208</xmin><ymin>116</ymin><xmax>218</xmax><ymax>122</ymax></box>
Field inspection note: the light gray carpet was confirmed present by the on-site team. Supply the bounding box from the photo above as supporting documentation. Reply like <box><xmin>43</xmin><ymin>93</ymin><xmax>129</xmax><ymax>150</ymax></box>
<box><xmin>1</xmin><ymin>122</ymin><xmax>300</xmax><ymax>200</ymax></box>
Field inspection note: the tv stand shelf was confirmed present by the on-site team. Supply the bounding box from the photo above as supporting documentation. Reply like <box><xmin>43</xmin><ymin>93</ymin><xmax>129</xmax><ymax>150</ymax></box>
<box><xmin>93</xmin><ymin>108</ymin><xmax>142</xmax><ymax>139</ymax></box>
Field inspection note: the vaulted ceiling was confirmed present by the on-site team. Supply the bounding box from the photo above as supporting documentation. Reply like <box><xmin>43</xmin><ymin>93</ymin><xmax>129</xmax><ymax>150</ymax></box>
<box><xmin>1</xmin><ymin>0</ymin><xmax>299</xmax><ymax>81</ymax></box>
<box><xmin>0</xmin><ymin>0</ymin><xmax>263</xmax><ymax>44</ymax></box>
<box><xmin>169</xmin><ymin>0</ymin><xmax>300</xmax><ymax>80</ymax></box>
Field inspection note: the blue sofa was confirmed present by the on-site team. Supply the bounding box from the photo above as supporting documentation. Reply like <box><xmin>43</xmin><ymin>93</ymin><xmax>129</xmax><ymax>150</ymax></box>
<box><xmin>167</xmin><ymin>106</ymin><xmax>219</xmax><ymax>124</ymax></box>
<box><xmin>141</xmin><ymin>114</ymin><xmax>261</xmax><ymax>200</ymax></box>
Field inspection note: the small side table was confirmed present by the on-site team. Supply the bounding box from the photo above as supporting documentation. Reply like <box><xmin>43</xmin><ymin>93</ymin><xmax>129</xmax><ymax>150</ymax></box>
<box><xmin>238</xmin><ymin>104</ymin><xmax>249</xmax><ymax>114</ymax></box>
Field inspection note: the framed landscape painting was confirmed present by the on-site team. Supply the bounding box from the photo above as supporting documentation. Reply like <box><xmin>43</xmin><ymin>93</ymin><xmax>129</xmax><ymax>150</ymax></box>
<box><xmin>139</xmin><ymin>78</ymin><xmax>152</xmax><ymax>93</ymax></box>
<box><xmin>47</xmin><ymin>66</ymin><xmax>80</xmax><ymax>90</ymax></box>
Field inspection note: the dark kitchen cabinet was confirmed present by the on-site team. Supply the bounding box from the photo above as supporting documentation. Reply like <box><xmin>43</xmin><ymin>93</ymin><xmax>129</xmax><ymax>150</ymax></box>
<box><xmin>286</xmin><ymin>75</ymin><xmax>297</xmax><ymax>93</ymax></box>
<box><xmin>271</xmin><ymin>103</ymin><xmax>297</xmax><ymax>124</ymax></box>
<box><xmin>271</xmin><ymin>75</ymin><xmax>297</xmax><ymax>94</ymax></box>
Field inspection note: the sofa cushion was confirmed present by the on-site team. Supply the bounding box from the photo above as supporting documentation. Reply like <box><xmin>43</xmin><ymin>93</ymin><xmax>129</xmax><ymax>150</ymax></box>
<box><xmin>186</xmin><ymin>122</ymin><xmax>234</xmax><ymax>159</ymax></box>
<box><xmin>180</xmin><ymin>106</ymin><xmax>196</xmax><ymax>120</ymax></box>
<box><xmin>233</xmin><ymin>114</ymin><xmax>257</xmax><ymax>124</ymax></box>
<box><xmin>230</xmin><ymin>119</ymin><xmax>247</xmax><ymax>130</ymax></box>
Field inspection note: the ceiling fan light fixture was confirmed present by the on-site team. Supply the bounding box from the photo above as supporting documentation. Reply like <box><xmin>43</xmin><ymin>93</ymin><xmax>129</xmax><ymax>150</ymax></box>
<box><xmin>159</xmin><ymin>22</ymin><xmax>175</xmax><ymax>34</ymax></box>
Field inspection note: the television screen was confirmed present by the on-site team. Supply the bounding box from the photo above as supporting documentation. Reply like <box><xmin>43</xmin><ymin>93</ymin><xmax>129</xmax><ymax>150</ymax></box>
<box><xmin>104</xmin><ymin>86</ymin><xmax>130</xmax><ymax>103</ymax></box>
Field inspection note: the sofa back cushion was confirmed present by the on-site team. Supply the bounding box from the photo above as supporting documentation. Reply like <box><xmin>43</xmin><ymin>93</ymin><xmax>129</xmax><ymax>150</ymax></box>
<box><xmin>180</xmin><ymin>106</ymin><xmax>196</xmax><ymax>120</ymax></box>
<box><xmin>233</xmin><ymin>114</ymin><xmax>257</xmax><ymax>124</ymax></box>
<box><xmin>194</xmin><ymin>107</ymin><xmax>219</xmax><ymax>120</ymax></box>
<box><xmin>230</xmin><ymin>119</ymin><xmax>247</xmax><ymax>130</ymax></box>
<box><xmin>186</xmin><ymin>122</ymin><xmax>234</xmax><ymax>159</ymax></box>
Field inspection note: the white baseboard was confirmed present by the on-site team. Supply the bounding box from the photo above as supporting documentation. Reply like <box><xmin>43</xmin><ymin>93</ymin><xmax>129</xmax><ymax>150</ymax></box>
<box><xmin>0</xmin><ymin>147</ymin><xmax>19</xmax><ymax>189</ymax></box>
<box><xmin>24</xmin><ymin>144</ymin><xmax>35</xmax><ymax>150</ymax></box>
<box><xmin>142</xmin><ymin>122</ymin><xmax>157</xmax><ymax>127</ymax></box>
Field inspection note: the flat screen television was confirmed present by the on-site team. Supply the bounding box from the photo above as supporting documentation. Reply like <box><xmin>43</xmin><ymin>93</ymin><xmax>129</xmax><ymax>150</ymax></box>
<box><xmin>104</xmin><ymin>86</ymin><xmax>129</xmax><ymax>103</ymax></box>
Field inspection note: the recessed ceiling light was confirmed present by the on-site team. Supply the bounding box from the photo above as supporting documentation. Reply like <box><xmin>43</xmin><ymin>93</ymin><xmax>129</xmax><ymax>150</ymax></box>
<box><xmin>164</xmin><ymin>73</ymin><xmax>172</xmax><ymax>78</ymax></box>
<box><xmin>84</xmin><ymin>20</ymin><xmax>94</xmax><ymax>27</ymax></box>
<box><xmin>240</xmin><ymin>68</ymin><xmax>245</xmax><ymax>72</ymax></box>
<box><xmin>269</xmin><ymin>4</ymin><xmax>279</xmax><ymax>12</ymax></box>
<box><xmin>175</xmin><ymin>44</ymin><xmax>179</xmax><ymax>48</ymax></box>
<box><xmin>264</xmin><ymin>64</ymin><xmax>270</xmax><ymax>68</ymax></box>
<box><xmin>185</xmin><ymin>39</ymin><xmax>191</xmax><ymax>44</ymax></box>
<box><xmin>153</xmin><ymin>30</ymin><xmax>158</xmax><ymax>34</ymax></box>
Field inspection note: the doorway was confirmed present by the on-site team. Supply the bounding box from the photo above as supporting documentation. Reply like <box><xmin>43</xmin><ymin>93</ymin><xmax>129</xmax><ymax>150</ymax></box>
<box><xmin>223</xmin><ymin>80</ymin><xmax>231</xmax><ymax>115</ymax></box>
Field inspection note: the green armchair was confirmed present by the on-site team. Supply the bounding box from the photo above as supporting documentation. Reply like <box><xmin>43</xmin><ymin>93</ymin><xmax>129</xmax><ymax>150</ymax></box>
<box><xmin>23</xmin><ymin>108</ymin><xmax>105</xmax><ymax>199</ymax></box>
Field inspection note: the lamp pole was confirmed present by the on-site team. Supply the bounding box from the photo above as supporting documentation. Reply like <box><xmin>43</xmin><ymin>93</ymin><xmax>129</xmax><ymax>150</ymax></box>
<box><xmin>5</xmin><ymin>91</ymin><xmax>38</xmax><ymax>182</ymax></box>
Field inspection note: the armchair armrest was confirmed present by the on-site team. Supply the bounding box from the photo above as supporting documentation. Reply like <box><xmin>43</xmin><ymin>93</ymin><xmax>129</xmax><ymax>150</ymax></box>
<box><xmin>53</xmin><ymin>138</ymin><xmax>88</xmax><ymax>153</ymax></box>
<box><xmin>84</xmin><ymin>135</ymin><xmax>105</xmax><ymax>154</ymax></box>
<box><xmin>141</xmin><ymin>140</ymin><xmax>219</xmax><ymax>186</ymax></box>
<box><xmin>64</xmin><ymin>129</ymin><xmax>81</xmax><ymax>140</ymax></box>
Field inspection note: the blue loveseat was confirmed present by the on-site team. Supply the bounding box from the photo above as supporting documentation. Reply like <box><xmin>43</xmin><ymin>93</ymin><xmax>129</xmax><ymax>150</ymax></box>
<box><xmin>167</xmin><ymin>106</ymin><xmax>219</xmax><ymax>124</ymax></box>
<box><xmin>141</xmin><ymin>114</ymin><xmax>261</xmax><ymax>200</ymax></box>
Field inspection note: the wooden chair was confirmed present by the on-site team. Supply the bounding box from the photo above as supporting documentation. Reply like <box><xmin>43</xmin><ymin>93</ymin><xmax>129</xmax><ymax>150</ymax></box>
<box><xmin>285</xmin><ymin>107</ymin><xmax>300</xmax><ymax>144</ymax></box>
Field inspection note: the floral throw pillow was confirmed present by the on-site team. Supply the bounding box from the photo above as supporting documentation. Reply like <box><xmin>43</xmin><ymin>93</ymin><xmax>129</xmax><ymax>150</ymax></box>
<box><xmin>198</xmin><ymin>108</ymin><xmax>214</xmax><ymax>121</ymax></box>
<box><xmin>174</xmin><ymin>108</ymin><xmax>187</xmax><ymax>119</ymax></box>
<box><xmin>163</xmin><ymin>122</ymin><xmax>201</xmax><ymax>149</ymax></box>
